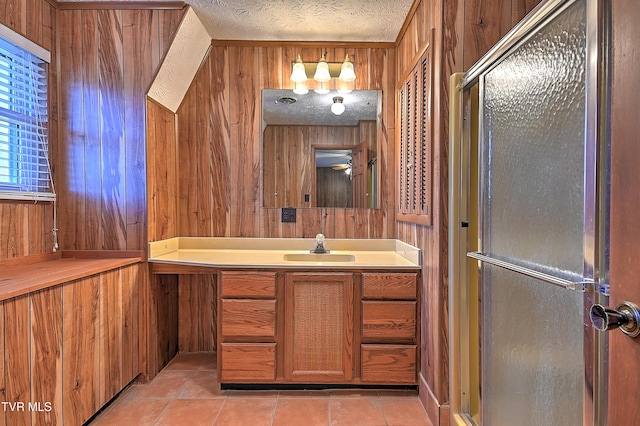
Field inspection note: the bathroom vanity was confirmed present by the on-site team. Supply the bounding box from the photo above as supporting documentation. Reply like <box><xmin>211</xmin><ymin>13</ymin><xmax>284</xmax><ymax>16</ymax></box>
<box><xmin>148</xmin><ymin>237</ymin><xmax>421</xmax><ymax>386</ymax></box>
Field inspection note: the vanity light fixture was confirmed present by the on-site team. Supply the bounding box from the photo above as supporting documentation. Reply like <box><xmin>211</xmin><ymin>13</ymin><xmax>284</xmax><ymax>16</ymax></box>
<box><xmin>339</xmin><ymin>54</ymin><xmax>356</xmax><ymax>82</ymax></box>
<box><xmin>315</xmin><ymin>82</ymin><xmax>330</xmax><ymax>95</ymax></box>
<box><xmin>289</xmin><ymin>53</ymin><xmax>357</xmax><ymax>94</ymax></box>
<box><xmin>290</xmin><ymin>55</ymin><xmax>308</xmax><ymax>83</ymax></box>
<box><xmin>331</xmin><ymin>96</ymin><xmax>345</xmax><ymax>115</ymax></box>
<box><xmin>313</xmin><ymin>53</ymin><xmax>331</xmax><ymax>82</ymax></box>
<box><xmin>293</xmin><ymin>81</ymin><xmax>309</xmax><ymax>95</ymax></box>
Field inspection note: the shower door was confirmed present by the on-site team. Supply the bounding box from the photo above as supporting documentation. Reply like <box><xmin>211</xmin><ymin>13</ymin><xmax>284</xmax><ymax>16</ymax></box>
<box><xmin>459</xmin><ymin>0</ymin><xmax>608</xmax><ymax>423</ymax></box>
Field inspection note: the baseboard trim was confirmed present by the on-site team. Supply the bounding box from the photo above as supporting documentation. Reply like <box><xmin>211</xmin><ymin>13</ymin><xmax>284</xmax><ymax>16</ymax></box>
<box><xmin>418</xmin><ymin>373</ymin><xmax>451</xmax><ymax>426</ymax></box>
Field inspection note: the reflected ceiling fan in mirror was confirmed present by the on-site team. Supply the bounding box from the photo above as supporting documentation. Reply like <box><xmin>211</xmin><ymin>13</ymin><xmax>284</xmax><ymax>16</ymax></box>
<box><xmin>330</xmin><ymin>153</ymin><xmax>352</xmax><ymax>178</ymax></box>
<box><xmin>330</xmin><ymin>163</ymin><xmax>350</xmax><ymax>170</ymax></box>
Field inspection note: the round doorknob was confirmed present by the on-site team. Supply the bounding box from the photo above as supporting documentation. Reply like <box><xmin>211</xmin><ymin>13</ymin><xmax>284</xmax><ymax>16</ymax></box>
<box><xmin>589</xmin><ymin>301</ymin><xmax>640</xmax><ymax>338</ymax></box>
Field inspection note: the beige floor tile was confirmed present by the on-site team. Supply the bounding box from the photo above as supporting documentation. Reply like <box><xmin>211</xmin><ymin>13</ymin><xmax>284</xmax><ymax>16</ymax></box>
<box><xmin>126</xmin><ymin>370</ymin><xmax>194</xmax><ymax>399</ymax></box>
<box><xmin>90</xmin><ymin>398</ymin><xmax>169</xmax><ymax>426</ymax></box>
<box><xmin>178</xmin><ymin>370</ymin><xmax>229</xmax><ymax>399</ymax></box>
<box><xmin>273</xmin><ymin>398</ymin><xmax>329</xmax><ymax>426</ymax></box>
<box><xmin>329</xmin><ymin>398</ymin><xmax>387</xmax><ymax>426</ymax></box>
<box><xmin>380</xmin><ymin>397</ymin><xmax>432</xmax><ymax>426</ymax></box>
<box><xmin>156</xmin><ymin>399</ymin><xmax>224</xmax><ymax>426</ymax></box>
<box><xmin>213</xmin><ymin>397</ymin><xmax>277</xmax><ymax>426</ymax></box>
<box><xmin>165</xmin><ymin>352</ymin><xmax>216</xmax><ymax>371</ymax></box>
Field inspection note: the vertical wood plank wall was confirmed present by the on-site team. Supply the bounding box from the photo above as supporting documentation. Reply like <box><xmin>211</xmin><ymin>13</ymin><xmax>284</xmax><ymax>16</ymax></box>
<box><xmin>56</xmin><ymin>8</ymin><xmax>184</xmax><ymax>252</ymax></box>
<box><xmin>55</xmin><ymin>7</ymin><xmax>185</xmax><ymax>378</ymax></box>
<box><xmin>0</xmin><ymin>0</ymin><xmax>185</xmax><ymax>389</ymax></box>
<box><xmin>151</xmin><ymin>44</ymin><xmax>397</xmax><ymax>241</ymax></box>
<box><xmin>0</xmin><ymin>0</ymin><xmax>56</xmax><ymax>261</ymax></box>
<box><xmin>395</xmin><ymin>0</ymin><xmax>541</xmax><ymax>422</ymax></box>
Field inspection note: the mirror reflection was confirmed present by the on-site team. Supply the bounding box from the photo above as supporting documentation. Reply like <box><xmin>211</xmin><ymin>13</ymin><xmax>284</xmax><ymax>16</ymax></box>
<box><xmin>262</xmin><ymin>89</ymin><xmax>380</xmax><ymax>208</ymax></box>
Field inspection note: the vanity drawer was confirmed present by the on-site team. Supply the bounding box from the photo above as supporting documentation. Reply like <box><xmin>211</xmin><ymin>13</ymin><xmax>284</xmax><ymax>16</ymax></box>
<box><xmin>361</xmin><ymin>344</ymin><xmax>416</xmax><ymax>383</ymax></box>
<box><xmin>220</xmin><ymin>271</ymin><xmax>276</xmax><ymax>298</ymax></box>
<box><xmin>221</xmin><ymin>299</ymin><xmax>276</xmax><ymax>338</ymax></box>
<box><xmin>361</xmin><ymin>301</ymin><xmax>416</xmax><ymax>342</ymax></box>
<box><xmin>362</xmin><ymin>273</ymin><xmax>417</xmax><ymax>300</ymax></box>
<box><xmin>220</xmin><ymin>343</ymin><xmax>276</xmax><ymax>381</ymax></box>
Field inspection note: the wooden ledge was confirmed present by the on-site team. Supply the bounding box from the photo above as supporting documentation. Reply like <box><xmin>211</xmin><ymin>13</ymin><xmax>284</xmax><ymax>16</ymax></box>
<box><xmin>0</xmin><ymin>251</ymin><xmax>143</xmax><ymax>302</ymax></box>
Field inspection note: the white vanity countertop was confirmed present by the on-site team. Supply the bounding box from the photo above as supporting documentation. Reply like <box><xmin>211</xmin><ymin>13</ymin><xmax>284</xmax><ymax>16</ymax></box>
<box><xmin>148</xmin><ymin>237</ymin><xmax>421</xmax><ymax>270</ymax></box>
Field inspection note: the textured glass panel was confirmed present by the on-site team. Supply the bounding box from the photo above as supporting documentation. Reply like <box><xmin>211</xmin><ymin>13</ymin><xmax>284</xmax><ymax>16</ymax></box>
<box><xmin>480</xmin><ymin>1</ymin><xmax>588</xmax><ymax>424</ymax></box>
<box><xmin>482</xmin><ymin>0</ymin><xmax>586</xmax><ymax>278</ymax></box>
<box><xmin>483</xmin><ymin>266</ymin><xmax>584</xmax><ymax>425</ymax></box>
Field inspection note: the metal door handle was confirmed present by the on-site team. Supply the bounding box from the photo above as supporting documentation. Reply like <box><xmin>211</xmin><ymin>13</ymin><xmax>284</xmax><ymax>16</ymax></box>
<box><xmin>589</xmin><ymin>301</ymin><xmax>640</xmax><ymax>337</ymax></box>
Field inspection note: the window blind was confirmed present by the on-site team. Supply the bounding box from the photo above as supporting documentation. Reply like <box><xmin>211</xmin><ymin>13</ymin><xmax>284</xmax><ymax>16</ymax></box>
<box><xmin>0</xmin><ymin>33</ymin><xmax>54</xmax><ymax>201</ymax></box>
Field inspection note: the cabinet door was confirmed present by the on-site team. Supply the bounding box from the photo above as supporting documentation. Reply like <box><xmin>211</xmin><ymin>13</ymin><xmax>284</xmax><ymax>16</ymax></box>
<box><xmin>284</xmin><ymin>273</ymin><xmax>354</xmax><ymax>382</ymax></box>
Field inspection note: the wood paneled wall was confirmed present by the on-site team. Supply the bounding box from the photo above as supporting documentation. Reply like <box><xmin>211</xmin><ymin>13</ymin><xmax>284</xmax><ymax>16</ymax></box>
<box><xmin>148</xmin><ymin>44</ymin><xmax>396</xmax><ymax>241</ymax></box>
<box><xmin>395</xmin><ymin>0</ymin><xmax>542</xmax><ymax>421</ymax></box>
<box><xmin>146</xmin><ymin>99</ymin><xmax>178</xmax><ymax>242</ymax></box>
<box><xmin>56</xmin><ymin>8</ymin><xmax>184</xmax><ymax>252</ymax></box>
<box><xmin>0</xmin><ymin>0</ymin><xmax>56</xmax><ymax>260</ymax></box>
<box><xmin>316</xmin><ymin>168</ymin><xmax>353</xmax><ymax>208</ymax></box>
<box><xmin>54</xmin><ymin>8</ymin><xmax>185</xmax><ymax>379</ymax></box>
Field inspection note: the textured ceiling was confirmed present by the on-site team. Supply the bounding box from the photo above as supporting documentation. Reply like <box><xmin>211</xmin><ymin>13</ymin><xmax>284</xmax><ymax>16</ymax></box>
<box><xmin>262</xmin><ymin>89</ymin><xmax>379</xmax><ymax>127</ymax></box>
<box><xmin>190</xmin><ymin>0</ymin><xmax>414</xmax><ymax>42</ymax></box>
<box><xmin>58</xmin><ymin>0</ymin><xmax>414</xmax><ymax>42</ymax></box>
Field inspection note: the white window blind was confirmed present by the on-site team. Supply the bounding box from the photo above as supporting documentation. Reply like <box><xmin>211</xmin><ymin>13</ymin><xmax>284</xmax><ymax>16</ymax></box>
<box><xmin>0</xmin><ymin>30</ymin><xmax>54</xmax><ymax>201</ymax></box>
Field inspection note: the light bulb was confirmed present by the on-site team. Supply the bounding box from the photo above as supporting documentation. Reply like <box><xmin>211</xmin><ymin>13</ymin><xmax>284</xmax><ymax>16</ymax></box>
<box><xmin>293</xmin><ymin>81</ymin><xmax>308</xmax><ymax>95</ymax></box>
<box><xmin>314</xmin><ymin>81</ymin><xmax>330</xmax><ymax>95</ymax></box>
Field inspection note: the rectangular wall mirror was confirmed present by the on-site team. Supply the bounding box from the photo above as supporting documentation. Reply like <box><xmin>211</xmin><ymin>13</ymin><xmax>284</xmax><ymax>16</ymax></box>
<box><xmin>262</xmin><ymin>89</ymin><xmax>380</xmax><ymax>208</ymax></box>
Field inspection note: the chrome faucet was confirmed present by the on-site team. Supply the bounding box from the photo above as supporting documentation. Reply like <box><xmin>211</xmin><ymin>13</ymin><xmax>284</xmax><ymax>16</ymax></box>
<box><xmin>310</xmin><ymin>233</ymin><xmax>330</xmax><ymax>254</ymax></box>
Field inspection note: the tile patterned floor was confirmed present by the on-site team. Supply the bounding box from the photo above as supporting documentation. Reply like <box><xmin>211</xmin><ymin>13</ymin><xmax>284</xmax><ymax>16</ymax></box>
<box><xmin>89</xmin><ymin>352</ymin><xmax>432</xmax><ymax>426</ymax></box>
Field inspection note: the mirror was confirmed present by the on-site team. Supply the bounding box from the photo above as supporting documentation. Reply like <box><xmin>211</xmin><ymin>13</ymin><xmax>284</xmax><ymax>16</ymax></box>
<box><xmin>262</xmin><ymin>89</ymin><xmax>380</xmax><ymax>208</ymax></box>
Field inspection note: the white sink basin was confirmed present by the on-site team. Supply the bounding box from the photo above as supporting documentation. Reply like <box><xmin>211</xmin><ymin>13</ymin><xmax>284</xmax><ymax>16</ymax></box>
<box><xmin>283</xmin><ymin>253</ymin><xmax>356</xmax><ymax>262</ymax></box>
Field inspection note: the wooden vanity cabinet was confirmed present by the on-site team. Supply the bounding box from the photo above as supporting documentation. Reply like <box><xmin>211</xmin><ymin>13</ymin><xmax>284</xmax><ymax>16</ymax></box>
<box><xmin>218</xmin><ymin>271</ymin><xmax>277</xmax><ymax>382</ymax></box>
<box><xmin>217</xmin><ymin>269</ymin><xmax>419</xmax><ymax>386</ymax></box>
<box><xmin>361</xmin><ymin>272</ymin><xmax>419</xmax><ymax>384</ymax></box>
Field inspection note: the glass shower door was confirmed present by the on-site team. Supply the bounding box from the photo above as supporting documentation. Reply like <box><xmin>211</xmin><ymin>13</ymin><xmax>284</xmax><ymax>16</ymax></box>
<box><xmin>464</xmin><ymin>0</ymin><xmax>607</xmax><ymax>424</ymax></box>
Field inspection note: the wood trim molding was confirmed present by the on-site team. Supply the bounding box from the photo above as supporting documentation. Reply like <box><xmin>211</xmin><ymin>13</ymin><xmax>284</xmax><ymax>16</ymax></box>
<box><xmin>394</xmin><ymin>0</ymin><xmax>423</xmax><ymax>47</ymax></box>
<box><xmin>52</xmin><ymin>1</ymin><xmax>186</xmax><ymax>10</ymax></box>
<box><xmin>147</xmin><ymin>96</ymin><xmax>178</xmax><ymax>116</ymax></box>
<box><xmin>210</xmin><ymin>39</ymin><xmax>396</xmax><ymax>49</ymax></box>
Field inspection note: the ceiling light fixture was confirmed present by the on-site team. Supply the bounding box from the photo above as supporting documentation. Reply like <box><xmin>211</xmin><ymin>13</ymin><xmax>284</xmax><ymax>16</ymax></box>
<box><xmin>290</xmin><ymin>53</ymin><xmax>357</xmax><ymax>94</ymax></box>
<box><xmin>331</xmin><ymin>96</ymin><xmax>345</xmax><ymax>115</ymax></box>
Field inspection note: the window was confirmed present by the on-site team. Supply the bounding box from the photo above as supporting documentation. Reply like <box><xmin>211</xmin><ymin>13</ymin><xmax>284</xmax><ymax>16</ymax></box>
<box><xmin>0</xmin><ymin>24</ymin><xmax>54</xmax><ymax>201</ymax></box>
